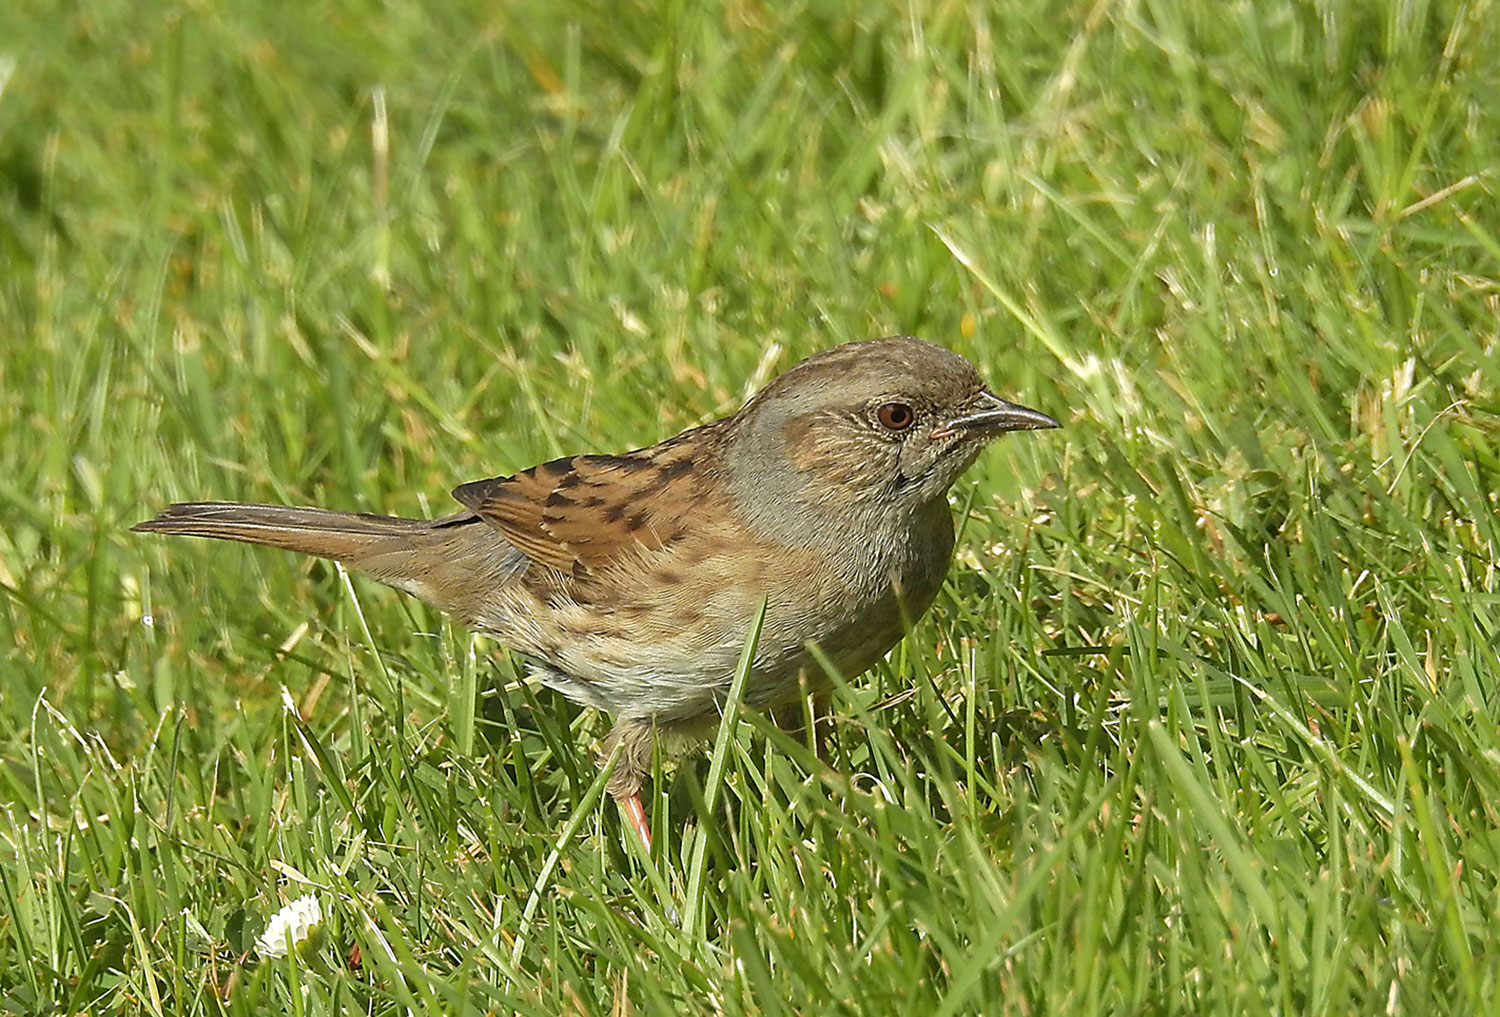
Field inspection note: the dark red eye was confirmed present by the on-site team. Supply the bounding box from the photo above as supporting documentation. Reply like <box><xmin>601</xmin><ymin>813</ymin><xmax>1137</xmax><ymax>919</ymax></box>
<box><xmin>876</xmin><ymin>402</ymin><xmax>915</xmax><ymax>431</ymax></box>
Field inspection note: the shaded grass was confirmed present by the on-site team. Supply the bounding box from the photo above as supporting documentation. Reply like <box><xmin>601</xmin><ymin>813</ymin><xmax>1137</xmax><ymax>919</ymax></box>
<box><xmin>3</xmin><ymin>0</ymin><xmax>1499</xmax><ymax>1012</ymax></box>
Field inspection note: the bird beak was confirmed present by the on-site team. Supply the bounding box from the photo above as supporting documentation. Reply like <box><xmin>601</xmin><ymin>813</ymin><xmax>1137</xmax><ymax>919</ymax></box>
<box><xmin>934</xmin><ymin>392</ymin><xmax>1061</xmax><ymax>438</ymax></box>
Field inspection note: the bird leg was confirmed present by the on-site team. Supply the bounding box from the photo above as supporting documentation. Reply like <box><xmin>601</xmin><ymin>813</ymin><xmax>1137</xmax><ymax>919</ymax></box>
<box><xmin>602</xmin><ymin>720</ymin><xmax>655</xmax><ymax>849</ymax></box>
<box><xmin>616</xmin><ymin>791</ymin><xmax>651</xmax><ymax>850</ymax></box>
<box><xmin>772</xmin><ymin>688</ymin><xmax>832</xmax><ymax>761</ymax></box>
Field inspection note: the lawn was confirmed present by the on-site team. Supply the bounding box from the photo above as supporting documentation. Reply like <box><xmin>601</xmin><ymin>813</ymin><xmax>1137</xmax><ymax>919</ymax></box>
<box><xmin>2</xmin><ymin>0</ymin><xmax>1498</xmax><ymax>1013</ymax></box>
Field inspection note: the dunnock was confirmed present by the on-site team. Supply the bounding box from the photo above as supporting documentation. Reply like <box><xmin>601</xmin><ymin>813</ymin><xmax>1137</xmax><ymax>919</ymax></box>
<box><xmin>135</xmin><ymin>337</ymin><xmax>1058</xmax><ymax>845</ymax></box>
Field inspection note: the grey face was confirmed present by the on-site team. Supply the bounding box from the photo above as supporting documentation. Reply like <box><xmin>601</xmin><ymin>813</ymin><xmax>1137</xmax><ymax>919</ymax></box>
<box><xmin>725</xmin><ymin>336</ymin><xmax>1059</xmax><ymax>528</ymax></box>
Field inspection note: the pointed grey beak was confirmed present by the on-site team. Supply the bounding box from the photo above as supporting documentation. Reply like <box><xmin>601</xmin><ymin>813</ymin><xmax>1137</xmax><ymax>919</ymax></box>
<box><xmin>937</xmin><ymin>391</ymin><xmax>1060</xmax><ymax>437</ymax></box>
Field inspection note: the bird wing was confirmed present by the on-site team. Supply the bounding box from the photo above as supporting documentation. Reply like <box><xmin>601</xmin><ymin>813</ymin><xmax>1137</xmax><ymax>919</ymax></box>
<box><xmin>450</xmin><ymin>434</ymin><xmax>713</xmax><ymax>578</ymax></box>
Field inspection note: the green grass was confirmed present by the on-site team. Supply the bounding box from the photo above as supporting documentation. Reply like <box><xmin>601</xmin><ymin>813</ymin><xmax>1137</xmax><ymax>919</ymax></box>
<box><xmin>3</xmin><ymin>0</ymin><xmax>1499</xmax><ymax>1012</ymax></box>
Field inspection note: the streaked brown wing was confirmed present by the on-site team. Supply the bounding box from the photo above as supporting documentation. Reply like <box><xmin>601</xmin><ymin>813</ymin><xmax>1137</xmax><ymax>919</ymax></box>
<box><xmin>451</xmin><ymin>428</ymin><xmax>718</xmax><ymax>577</ymax></box>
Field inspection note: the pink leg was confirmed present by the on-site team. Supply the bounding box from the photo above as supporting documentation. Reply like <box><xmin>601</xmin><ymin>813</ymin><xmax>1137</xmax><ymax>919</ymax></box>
<box><xmin>618</xmin><ymin>791</ymin><xmax>652</xmax><ymax>849</ymax></box>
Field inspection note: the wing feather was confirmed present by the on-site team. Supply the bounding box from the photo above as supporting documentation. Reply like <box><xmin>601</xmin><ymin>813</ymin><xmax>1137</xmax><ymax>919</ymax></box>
<box><xmin>451</xmin><ymin>425</ymin><xmax>723</xmax><ymax>577</ymax></box>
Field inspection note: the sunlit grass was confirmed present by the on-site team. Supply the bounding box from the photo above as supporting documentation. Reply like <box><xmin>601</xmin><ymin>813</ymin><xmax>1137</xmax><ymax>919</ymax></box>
<box><xmin>2</xmin><ymin>0</ymin><xmax>1498</xmax><ymax>1012</ymax></box>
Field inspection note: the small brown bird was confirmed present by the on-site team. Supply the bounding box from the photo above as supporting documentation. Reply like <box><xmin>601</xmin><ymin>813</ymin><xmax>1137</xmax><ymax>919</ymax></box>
<box><xmin>134</xmin><ymin>337</ymin><xmax>1058</xmax><ymax>845</ymax></box>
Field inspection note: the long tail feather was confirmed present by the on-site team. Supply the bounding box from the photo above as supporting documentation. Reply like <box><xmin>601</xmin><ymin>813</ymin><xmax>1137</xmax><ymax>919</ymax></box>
<box><xmin>132</xmin><ymin>502</ymin><xmax>438</xmax><ymax>562</ymax></box>
<box><xmin>132</xmin><ymin>501</ymin><xmax>525</xmax><ymax>621</ymax></box>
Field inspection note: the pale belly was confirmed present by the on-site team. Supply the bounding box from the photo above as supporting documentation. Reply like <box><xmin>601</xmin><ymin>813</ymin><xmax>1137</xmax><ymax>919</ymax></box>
<box><xmin>492</xmin><ymin>505</ymin><xmax>956</xmax><ymax>727</ymax></box>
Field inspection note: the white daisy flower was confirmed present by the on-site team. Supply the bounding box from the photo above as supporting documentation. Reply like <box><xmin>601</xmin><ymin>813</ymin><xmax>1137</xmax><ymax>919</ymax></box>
<box><xmin>255</xmin><ymin>895</ymin><xmax>325</xmax><ymax>960</ymax></box>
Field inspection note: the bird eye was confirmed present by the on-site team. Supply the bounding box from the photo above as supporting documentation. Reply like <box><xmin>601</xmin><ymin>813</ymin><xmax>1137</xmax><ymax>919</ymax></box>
<box><xmin>876</xmin><ymin>402</ymin><xmax>915</xmax><ymax>431</ymax></box>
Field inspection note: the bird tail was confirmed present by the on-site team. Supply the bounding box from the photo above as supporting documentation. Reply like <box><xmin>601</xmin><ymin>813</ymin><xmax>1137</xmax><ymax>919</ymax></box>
<box><xmin>132</xmin><ymin>501</ymin><xmax>519</xmax><ymax>619</ymax></box>
<box><xmin>131</xmin><ymin>502</ymin><xmax>439</xmax><ymax>562</ymax></box>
